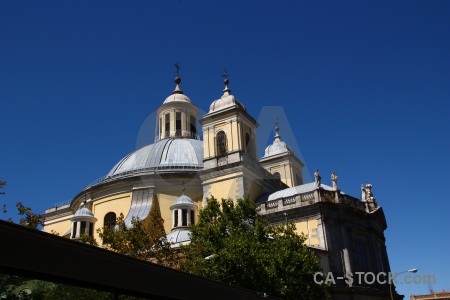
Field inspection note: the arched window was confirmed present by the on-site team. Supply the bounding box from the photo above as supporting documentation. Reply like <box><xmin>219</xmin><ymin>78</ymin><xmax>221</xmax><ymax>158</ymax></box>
<box><xmin>80</xmin><ymin>222</ymin><xmax>86</xmax><ymax>236</ymax></box>
<box><xmin>182</xmin><ymin>209</ymin><xmax>188</xmax><ymax>226</ymax></box>
<box><xmin>103</xmin><ymin>212</ymin><xmax>116</xmax><ymax>244</ymax></box>
<box><xmin>216</xmin><ymin>131</ymin><xmax>227</xmax><ymax>158</ymax></box>
<box><xmin>273</xmin><ymin>172</ymin><xmax>282</xmax><ymax>187</ymax></box>
<box><xmin>71</xmin><ymin>222</ymin><xmax>76</xmax><ymax>238</ymax></box>
<box><xmin>104</xmin><ymin>212</ymin><xmax>116</xmax><ymax>228</ymax></box>
<box><xmin>175</xmin><ymin>112</ymin><xmax>182</xmax><ymax>137</ymax></box>
<box><xmin>245</xmin><ymin>132</ymin><xmax>254</xmax><ymax>156</ymax></box>
<box><xmin>295</xmin><ymin>173</ymin><xmax>302</xmax><ymax>185</ymax></box>
<box><xmin>245</xmin><ymin>132</ymin><xmax>251</xmax><ymax>147</ymax></box>
<box><xmin>273</xmin><ymin>172</ymin><xmax>281</xmax><ymax>182</ymax></box>
<box><xmin>190</xmin><ymin>115</ymin><xmax>197</xmax><ymax>138</ymax></box>
<box><xmin>165</xmin><ymin>113</ymin><xmax>170</xmax><ymax>137</ymax></box>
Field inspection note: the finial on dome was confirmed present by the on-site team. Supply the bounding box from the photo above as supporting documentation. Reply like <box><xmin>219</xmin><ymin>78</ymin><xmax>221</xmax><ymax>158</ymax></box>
<box><xmin>221</xmin><ymin>69</ymin><xmax>231</xmax><ymax>95</ymax></box>
<box><xmin>274</xmin><ymin>118</ymin><xmax>281</xmax><ymax>142</ymax></box>
<box><xmin>181</xmin><ymin>181</ymin><xmax>185</xmax><ymax>194</ymax></box>
<box><xmin>172</xmin><ymin>62</ymin><xmax>183</xmax><ymax>95</ymax></box>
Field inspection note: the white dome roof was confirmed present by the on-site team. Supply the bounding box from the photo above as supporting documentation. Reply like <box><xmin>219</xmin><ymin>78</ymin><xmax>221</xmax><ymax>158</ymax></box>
<box><xmin>262</xmin><ymin>131</ymin><xmax>292</xmax><ymax>158</ymax></box>
<box><xmin>263</xmin><ymin>140</ymin><xmax>291</xmax><ymax>158</ymax></box>
<box><xmin>166</xmin><ymin>228</ymin><xmax>191</xmax><ymax>245</ymax></box>
<box><xmin>163</xmin><ymin>92</ymin><xmax>192</xmax><ymax>104</ymax></box>
<box><xmin>208</xmin><ymin>81</ymin><xmax>246</xmax><ymax>113</ymax></box>
<box><xmin>163</xmin><ymin>77</ymin><xmax>192</xmax><ymax>104</ymax></box>
<box><xmin>72</xmin><ymin>204</ymin><xmax>97</xmax><ymax>222</ymax></box>
<box><xmin>209</xmin><ymin>93</ymin><xmax>246</xmax><ymax>113</ymax></box>
<box><xmin>170</xmin><ymin>194</ymin><xmax>196</xmax><ymax>210</ymax></box>
<box><xmin>74</xmin><ymin>207</ymin><xmax>94</xmax><ymax>217</ymax></box>
<box><xmin>106</xmin><ymin>138</ymin><xmax>203</xmax><ymax>179</ymax></box>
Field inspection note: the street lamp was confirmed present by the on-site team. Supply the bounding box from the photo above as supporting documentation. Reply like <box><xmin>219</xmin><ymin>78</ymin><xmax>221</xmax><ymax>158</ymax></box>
<box><xmin>390</xmin><ymin>268</ymin><xmax>418</xmax><ymax>300</ymax></box>
<box><xmin>204</xmin><ymin>254</ymin><xmax>217</xmax><ymax>260</ymax></box>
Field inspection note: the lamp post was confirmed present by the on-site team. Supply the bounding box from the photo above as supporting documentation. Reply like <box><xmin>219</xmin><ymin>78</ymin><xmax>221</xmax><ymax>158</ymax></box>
<box><xmin>390</xmin><ymin>268</ymin><xmax>418</xmax><ymax>300</ymax></box>
<box><xmin>204</xmin><ymin>254</ymin><xmax>217</xmax><ymax>260</ymax></box>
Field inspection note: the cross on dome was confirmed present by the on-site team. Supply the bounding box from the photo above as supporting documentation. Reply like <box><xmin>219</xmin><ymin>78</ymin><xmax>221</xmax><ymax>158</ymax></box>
<box><xmin>221</xmin><ymin>69</ymin><xmax>231</xmax><ymax>95</ymax></box>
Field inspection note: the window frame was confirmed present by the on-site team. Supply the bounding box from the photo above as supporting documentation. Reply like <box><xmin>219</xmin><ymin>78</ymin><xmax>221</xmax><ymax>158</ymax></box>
<box><xmin>216</xmin><ymin>131</ymin><xmax>227</xmax><ymax>158</ymax></box>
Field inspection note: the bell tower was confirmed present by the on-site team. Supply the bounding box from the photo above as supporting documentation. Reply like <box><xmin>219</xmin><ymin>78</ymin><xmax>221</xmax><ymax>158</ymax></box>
<box><xmin>156</xmin><ymin>73</ymin><xmax>199</xmax><ymax>141</ymax></box>
<box><xmin>200</xmin><ymin>77</ymin><xmax>258</xmax><ymax>168</ymax></box>
<box><xmin>199</xmin><ymin>77</ymin><xmax>275</xmax><ymax>203</ymax></box>
<box><xmin>259</xmin><ymin>122</ymin><xmax>304</xmax><ymax>187</ymax></box>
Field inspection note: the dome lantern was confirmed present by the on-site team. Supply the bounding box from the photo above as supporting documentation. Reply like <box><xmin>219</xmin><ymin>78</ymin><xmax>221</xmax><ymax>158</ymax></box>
<box><xmin>70</xmin><ymin>201</ymin><xmax>97</xmax><ymax>240</ymax></box>
<box><xmin>165</xmin><ymin>185</ymin><xmax>197</xmax><ymax>248</ymax></box>
<box><xmin>156</xmin><ymin>66</ymin><xmax>200</xmax><ymax>141</ymax></box>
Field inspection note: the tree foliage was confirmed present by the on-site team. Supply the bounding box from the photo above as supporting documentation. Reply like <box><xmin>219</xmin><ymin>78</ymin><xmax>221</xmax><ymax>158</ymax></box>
<box><xmin>97</xmin><ymin>198</ymin><xmax>177</xmax><ymax>267</ymax></box>
<box><xmin>0</xmin><ymin>180</ymin><xmax>5</xmax><ymax>195</ymax></box>
<box><xmin>181</xmin><ymin>196</ymin><xmax>328</xmax><ymax>300</ymax></box>
<box><xmin>15</xmin><ymin>202</ymin><xmax>43</xmax><ymax>229</ymax></box>
<box><xmin>0</xmin><ymin>273</ymin><xmax>115</xmax><ymax>300</ymax></box>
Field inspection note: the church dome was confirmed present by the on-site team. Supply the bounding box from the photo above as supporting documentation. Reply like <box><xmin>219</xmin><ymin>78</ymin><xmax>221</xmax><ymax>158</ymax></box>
<box><xmin>171</xmin><ymin>194</ymin><xmax>195</xmax><ymax>209</ymax></box>
<box><xmin>106</xmin><ymin>138</ymin><xmax>203</xmax><ymax>179</ymax></box>
<box><xmin>262</xmin><ymin>126</ymin><xmax>292</xmax><ymax>158</ymax></box>
<box><xmin>263</xmin><ymin>140</ymin><xmax>291</xmax><ymax>158</ymax></box>
<box><xmin>166</xmin><ymin>228</ymin><xmax>191</xmax><ymax>245</ymax></box>
<box><xmin>162</xmin><ymin>76</ymin><xmax>192</xmax><ymax>104</ymax></box>
<box><xmin>74</xmin><ymin>206</ymin><xmax>94</xmax><ymax>217</ymax></box>
<box><xmin>163</xmin><ymin>93</ymin><xmax>192</xmax><ymax>104</ymax></box>
<box><xmin>209</xmin><ymin>79</ymin><xmax>246</xmax><ymax>113</ymax></box>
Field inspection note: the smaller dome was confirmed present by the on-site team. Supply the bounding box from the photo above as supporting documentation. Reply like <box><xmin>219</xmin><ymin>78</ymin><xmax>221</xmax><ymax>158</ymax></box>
<box><xmin>209</xmin><ymin>94</ymin><xmax>245</xmax><ymax>113</ymax></box>
<box><xmin>263</xmin><ymin>140</ymin><xmax>292</xmax><ymax>158</ymax></box>
<box><xmin>209</xmin><ymin>80</ymin><xmax>246</xmax><ymax>113</ymax></box>
<box><xmin>174</xmin><ymin>194</ymin><xmax>194</xmax><ymax>205</ymax></box>
<box><xmin>163</xmin><ymin>93</ymin><xmax>192</xmax><ymax>104</ymax></box>
<box><xmin>74</xmin><ymin>207</ymin><xmax>94</xmax><ymax>217</ymax></box>
<box><xmin>163</xmin><ymin>76</ymin><xmax>192</xmax><ymax>104</ymax></box>
<box><xmin>262</xmin><ymin>126</ymin><xmax>292</xmax><ymax>158</ymax></box>
<box><xmin>72</xmin><ymin>203</ymin><xmax>97</xmax><ymax>223</ymax></box>
<box><xmin>166</xmin><ymin>228</ymin><xmax>191</xmax><ymax>245</ymax></box>
<box><xmin>170</xmin><ymin>194</ymin><xmax>196</xmax><ymax>210</ymax></box>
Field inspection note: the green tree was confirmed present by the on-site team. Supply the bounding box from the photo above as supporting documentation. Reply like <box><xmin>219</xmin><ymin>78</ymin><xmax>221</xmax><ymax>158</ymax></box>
<box><xmin>181</xmin><ymin>196</ymin><xmax>328</xmax><ymax>300</ymax></box>
<box><xmin>97</xmin><ymin>198</ymin><xmax>176</xmax><ymax>267</ymax></box>
<box><xmin>16</xmin><ymin>202</ymin><xmax>43</xmax><ymax>229</ymax></box>
<box><xmin>0</xmin><ymin>181</ymin><xmax>43</xmax><ymax>227</ymax></box>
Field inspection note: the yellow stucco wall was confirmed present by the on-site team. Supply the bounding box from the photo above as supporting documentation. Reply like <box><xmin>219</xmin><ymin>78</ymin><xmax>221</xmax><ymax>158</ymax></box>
<box><xmin>207</xmin><ymin>177</ymin><xmax>241</xmax><ymax>202</ymax></box>
<box><xmin>263</xmin><ymin>163</ymin><xmax>298</xmax><ymax>188</ymax></box>
<box><xmin>269</xmin><ymin>165</ymin><xmax>291</xmax><ymax>187</ymax></box>
<box><xmin>245</xmin><ymin>177</ymin><xmax>264</xmax><ymax>202</ymax></box>
<box><xmin>43</xmin><ymin>216</ymin><xmax>72</xmax><ymax>236</ymax></box>
<box><xmin>158</xmin><ymin>193</ymin><xmax>178</xmax><ymax>233</ymax></box>
<box><xmin>157</xmin><ymin>193</ymin><xmax>202</xmax><ymax>234</ymax></box>
<box><xmin>92</xmin><ymin>192</ymin><xmax>132</xmax><ymax>242</ymax></box>
<box><xmin>204</xmin><ymin>119</ymin><xmax>254</xmax><ymax>159</ymax></box>
<box><xmin>293</xmin><ymin>219</ymin><xmax>320</xmax><ymax>247</ymax></box>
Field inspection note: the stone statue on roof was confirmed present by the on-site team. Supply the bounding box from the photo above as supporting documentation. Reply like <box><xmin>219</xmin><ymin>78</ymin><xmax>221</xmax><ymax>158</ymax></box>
<box><xmin>331</xmin><ymin>172</ymin><xmax>338</xmax><ymax>190</ymax></box>
<box><xmin>361</xmin><ymin>183</ymin><xmax>376</xmax><ymax>202</ymax></box>
<box><xmin>314</xmin><ymin>169</ymin><xmax>321</xmax><ymax>188</ymax></box>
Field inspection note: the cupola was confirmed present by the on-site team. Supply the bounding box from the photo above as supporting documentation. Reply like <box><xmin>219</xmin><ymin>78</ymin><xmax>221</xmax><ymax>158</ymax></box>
<box><xmin>156</xmin><ymin>73</ymin><xmax>200</xmax><ymax>141</ymax></box>
<box><xmin>70</xmin><ymin>201</ymin><xmax>97</xmax><ymax>240</ymax></box>
<box><xmin>260</xmin><ymin>122</ymin><xmax>304</xmax><ymax>187</ymax></box>
<box><xmin>165</xmin><ymin>186</ymin><xmax>197</xmax><ymax>248</ymax></box>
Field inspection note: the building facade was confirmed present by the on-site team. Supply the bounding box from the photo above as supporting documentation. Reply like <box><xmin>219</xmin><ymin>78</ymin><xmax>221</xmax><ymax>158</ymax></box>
<box><xmin>43</xmin><ymin>75</ymin><xmax>398</xmax><ymax>299</ymax></box>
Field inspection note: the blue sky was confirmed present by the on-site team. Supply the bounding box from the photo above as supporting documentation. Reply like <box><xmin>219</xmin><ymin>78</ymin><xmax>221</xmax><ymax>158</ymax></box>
<box><xmin>1</xmin><ymin>0</ymin><xmax>449</xmax><ymax>296</ymax></box>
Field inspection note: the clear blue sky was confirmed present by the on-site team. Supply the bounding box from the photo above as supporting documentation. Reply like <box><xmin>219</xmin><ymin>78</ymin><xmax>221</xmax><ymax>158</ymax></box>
<box><xmin>1</xmin><ymin>1</ymin><xmax>449</xmax><ymax>296</ymax></box>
